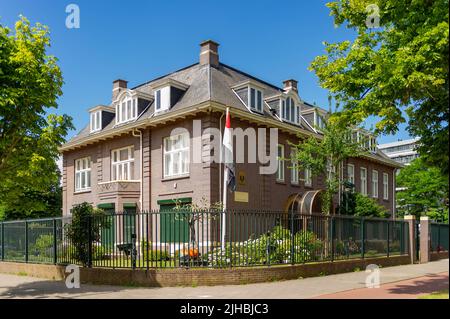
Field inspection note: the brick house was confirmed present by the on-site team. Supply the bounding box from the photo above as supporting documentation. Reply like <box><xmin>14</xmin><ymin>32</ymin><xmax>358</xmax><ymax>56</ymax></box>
<box><xmin>60</xmin><ymin>40</ymin><xmax>401</xmax><ymax>224</ymax></box>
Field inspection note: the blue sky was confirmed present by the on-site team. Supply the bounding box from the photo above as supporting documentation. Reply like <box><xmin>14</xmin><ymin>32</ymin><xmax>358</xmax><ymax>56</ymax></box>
<box><xmin>0</xmin><ymin>0</ymin><xmax>411</xmax><ymax>143</ymax></box>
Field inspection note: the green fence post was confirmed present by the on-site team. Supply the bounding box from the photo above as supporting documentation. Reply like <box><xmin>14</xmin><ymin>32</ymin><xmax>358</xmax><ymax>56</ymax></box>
<box><xmin>87</xmin><ymin>215</ymin><xmax>92</xmax><ymax>268</ymax></box>
<box><xmin>1</xmin><ymin>222</ymin><xmax>3</xmax><ymax>261</ymax></box>
<box><xmin>25</xmin><ymin>221</ymin><xmax>29</xmax><ymax>263</ymax></box>
<box><xmin>361</xmin><ymin>217</ymin><xmax>365</xmax><ymax>259</ymax></box>
<box><xmin>331</xmin><ymin>216</ymin><xmax>335</xmax><ymax>262</ymax></box>
<box><xmin>53</xmin><ymin>219</ymin><xmax>57</xmax><ymax>264</ymax></box>
<box><xmin>387</xmin><ymin>221</ymin><xmax>390</xmax><ymax>257</ymax></box>
<box><xmin>290</xmin><ymin>209</ymin><xmax>295</xmax><ymax>265</ymax></box>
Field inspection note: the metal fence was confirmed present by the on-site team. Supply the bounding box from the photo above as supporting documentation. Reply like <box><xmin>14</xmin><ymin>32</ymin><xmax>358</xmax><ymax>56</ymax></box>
<box><xmin>430</xmin><ymin>222</ymin><xmax>449</xmax><ymax>252</ymax></box>
<box><xmin>0</xmin><ymin>211</ymin><xmax>410</xmax><ymax>269</ymax></box>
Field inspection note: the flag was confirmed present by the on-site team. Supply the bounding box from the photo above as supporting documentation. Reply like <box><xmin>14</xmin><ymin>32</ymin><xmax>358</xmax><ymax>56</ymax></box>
<box><xmin>223</xmin><ymin>107</ymin><xmax>235</xmax><ymax>192</ymax></box>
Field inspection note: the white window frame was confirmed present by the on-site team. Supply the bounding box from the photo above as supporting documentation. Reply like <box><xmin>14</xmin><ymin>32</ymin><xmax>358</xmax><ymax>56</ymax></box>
<box><xmin>383</xmin><ymin>173</ymin><xmax>389</xmax><ymax>200</ymax></box>
<box><xmin>163</xmin><ymin>133</ymin><xmax>190</xmax><ymax>178</ymax></box>
<box><xmin>90</xmin><ymin>111</ymin><xmax>101</xmax><ymax>133</ymax></box>
<box><xmin>276</xmin><ymin>144</ymin><xmax>285</xmax><ymax>182</ymax></box>
<box><xmin>248</xmin><ymin>87</ymin><xmax>263</xmax><ymax>113</ymax></box>
<box><xmin>347</xmin><ymin>164</ymin><xmax>355</xmax><ymax>185</ymax></box>
<box><xmin>75</xmin><ymin>157</ymin><xmax>91</xmax><ymax>192</ymax></box>
<box><xmin>115</xmin><ymin>96</ymin><xmax>137</xmax><ymax>124</ymax></box>
<box><xmin>155</xmin><ymin>89</ymin><xmax>161</xmax><ymax>111</ymax></box>
<box><xmin>280</xmin><ymin>97</ymin><xmax>300</xmax><ymax>125</ymax></box>
<box><xmin>111</xmin><ymin>146</ymin><xmax>135</xmax><ymax>181</ymax></box>
<box><xmin>360</xmin><ymin>167</ymin><xmax>367</xmax><ymax>195</ymax></box>
<box><xmin>304</xmin><ymin>168</ymin><xmax>312</xmax><ymax>187</ymax></box>
<box><xmin>290</xmin><ymin>149</ymin><xmax>299</xmax><ymax>185</ymax></box>
<box><xmin>372</xmin><ymin>170</ymin><xmax>379</xmax><ymax>198</ymax></box>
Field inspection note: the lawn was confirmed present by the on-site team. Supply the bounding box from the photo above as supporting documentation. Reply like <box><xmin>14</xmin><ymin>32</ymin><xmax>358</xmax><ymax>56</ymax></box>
<box><xmin>419</xmin><ymin>290</ymin><xmax>449</xmax><ymax>299</ymax></box>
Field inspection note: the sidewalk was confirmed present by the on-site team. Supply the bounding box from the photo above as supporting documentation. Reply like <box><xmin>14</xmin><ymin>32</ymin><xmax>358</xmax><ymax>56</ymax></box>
<box><xmin>315</xmin><ymin>272</ymin><xmax>448</xmax><ymax>299</ymax></box>
<box><xmin>0</xmin><ymin>259</ymin><xmax>448</xmax><ymax>299</ymax></box>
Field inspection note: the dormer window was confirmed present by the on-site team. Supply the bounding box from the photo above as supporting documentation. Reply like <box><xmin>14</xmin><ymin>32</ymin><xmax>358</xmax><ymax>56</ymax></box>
<box><xmin>154</xmin><ymin>86</ymin><xmax>170</xmax><ymax>112</ymax></box>
<box><xmin>315</xmin><ymin>112</ymin><xmax>326</xmax><ymax>130</ymax></box>
<box><xmin>281</xmin><ymin>97</ymin><xmax>300</xmax><ymax>125</ymax></box>
<box><xmin>116</xmin><ymin>96</ymin><xmax>137</xmax><ymax>124</ymax></box>
<box><xmin>249</xmin><ymin>87</ymin><xmax>263</xmax><ymax>113</ymax></box>
<box><xmin>90</xmin><ymin>111</ymin><xmax>101</xmax><ymax>133</ymax></box>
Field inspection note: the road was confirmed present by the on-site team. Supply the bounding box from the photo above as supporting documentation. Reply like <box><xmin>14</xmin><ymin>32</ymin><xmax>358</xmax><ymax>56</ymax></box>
<box><xmin>0</xmin><ymin>259</ymin><xmax>448</xmax><ymax>299</ymax></box>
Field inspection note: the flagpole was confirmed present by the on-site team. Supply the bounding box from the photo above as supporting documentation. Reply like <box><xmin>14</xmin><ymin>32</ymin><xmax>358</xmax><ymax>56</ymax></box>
<box><xmin>221</xmin><ymin>165</ymin><xmax>227</xmax><ymax>250</ymax></box>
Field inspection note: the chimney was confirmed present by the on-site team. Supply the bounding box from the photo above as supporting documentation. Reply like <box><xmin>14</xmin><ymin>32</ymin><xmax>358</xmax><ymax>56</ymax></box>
<box><xmin>283</xmin><ymin>79</ymin><xmax>298</xmax><ymax>93</ymax></box>
<box><xmin>112</xmin><ymin>79</ymin><xmax>128</xmax><ymax>102</ymax></box>
<box><xmin>199</xmin><ymin>40</ymin><xmax>220</xmax><ymax>67</ymax></box>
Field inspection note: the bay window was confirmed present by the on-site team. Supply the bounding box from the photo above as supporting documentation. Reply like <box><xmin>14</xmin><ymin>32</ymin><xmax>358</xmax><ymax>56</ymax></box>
<box><xmin>111</xmin><ymin>146</ymin><xmax>135</xmax><ymax>181</ymax></box>
<box><xmin>164</xmin><ymin>133</ymin><xmax>190</xmax><ymax>178</ymax></box>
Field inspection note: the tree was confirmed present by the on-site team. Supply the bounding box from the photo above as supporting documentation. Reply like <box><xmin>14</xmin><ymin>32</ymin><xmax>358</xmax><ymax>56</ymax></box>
<box><xmin>310</xmin><ymin>0</ymin><xmax>449</xmax><ymax>176</ymax></box>
<box><xmin>396</xmin><ymin>157</ymin><xmax>448</xmax><ymax>221</ymax></box>
<box><xmin>292</xmin><ymin>117</ymin><xmax>365</xmax><ymax>214</ymax></box>
<box><xmin>0</xmin><ymin>17</ymin><xmax>73</xmax><ymax>219</ymax></box>
<box><xmin>65</xmin><ymin>202</ymin><xmax>109</xmax><ymax>266</ymax></box>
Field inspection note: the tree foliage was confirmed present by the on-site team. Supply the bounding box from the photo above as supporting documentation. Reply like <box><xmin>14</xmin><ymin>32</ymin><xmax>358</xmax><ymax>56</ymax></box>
<box><xmin>65</xmin><ymin>202</ymin><xmax>109</xmax><ymax>266</ymax></box>
<box><xmin>310</xmin><ymin>0</ymin><xmax>449</xmax><ymax>175</ymax></box>
<box><xmin>292</xmin><ymin>117</ymin><xmax>366</xmax><ymax>214</ymax></box>
<box><xmin>396</xmin><ymin>157</ymin><xmax>448</xmax><ymax>221</ymax></box>
<box><xmin>0</xmin><ymin>17</ymin><xmax>73</xmax><ymax>219</ymax></box>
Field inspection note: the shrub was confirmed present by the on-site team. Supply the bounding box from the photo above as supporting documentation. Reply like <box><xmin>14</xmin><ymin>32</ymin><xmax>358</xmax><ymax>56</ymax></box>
<box><xmin>64</xmin><ymin>202</ymin><xmax>110</xmax><ymax>266</ymax></box>
<box><xmin>32</xmin><ymin>234</ymin><xmax>54</xmax><ymax>258</ymax></box>
<box><xmin>141</xmin><ymin>241</ymin><xmax>170</xmax><ymax>261</ymax></box>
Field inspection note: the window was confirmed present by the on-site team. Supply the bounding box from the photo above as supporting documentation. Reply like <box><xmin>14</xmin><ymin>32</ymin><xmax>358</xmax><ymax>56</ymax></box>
<box><xmin>276</xmin><ymin>144</ymin><xmax>284</xmax><ymax>181</ymax></box>
<box><xmin>249</xmin><ymin>87</ymin><xmax>263</xmax><ymax>112</ymax></box>
<box><xmin>290</xmin><ymin>149</ymin><xmax>299</xmax><ymax>184</ymax></box>
<box><xmin>304</xmin><ymin>168</ymin><xmax>312</xmax><ymax>187</ymax></box>
<box><xmin>383</xmin><ymin>173</ymin><xmax>389</xmax><ymax>200</ymax></box>
<box><xmin>164</xmin><ymin>133</ymin><xmax>190</xmax><ymax>177</ymax></box>
<box><xmin>155</xmin><ymin>90</ymin><xmax>161</xmax><ymax>111</ymax></box>
<box><xmin>347</xmin><ymin>164</ymin><xmax>355</xmax><ymax>185</ymax></box>
<box><xmin>75</xmin><ymin>157</ymin><xmax>91</xmax><ymax>192</ymax></box>
<box><xmin>111</xmin><ymin>146</ymin><xmax>135</xmax><ymax>181</ymax></box>
<box><xmin>372</xmin><ymin>170</ymin><xmax>379</xmax><ymax>198</ymax></box>
<box><xmin>90</xmin><ymin>111</ymin><xmax>101</xmax><ymax>132</ymax></box>
<box><xmin>360</xmin><ymin>167</ymin><xmax>367</xmax><ymax>195</ymax></box>
<box><xmin>116</xmin><ymin>97</ymin><xmax>137</xmax><ymax>124</ymax></box>
<box><xmin>316</xmin><ymin>113</ymin><xmax>325</xmax><ymax>130</ymax></box>
<box><xmin>281</xmin><ymin>97</ymin><xmax>300</xmax><ymax>124</ymax></box>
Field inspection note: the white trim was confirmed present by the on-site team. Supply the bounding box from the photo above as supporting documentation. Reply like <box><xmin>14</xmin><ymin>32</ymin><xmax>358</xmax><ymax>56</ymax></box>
<box><xmin>383</xmin><ymin>172</ymin><xmax>389</xmax><ymax>200</ymax></box>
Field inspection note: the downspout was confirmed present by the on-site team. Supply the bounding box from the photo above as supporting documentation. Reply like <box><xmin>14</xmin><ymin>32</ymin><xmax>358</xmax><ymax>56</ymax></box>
<box><xmin>132</xmin><ymin>129</ymin><xmax>143</xmax><ymax>211</ymax></box>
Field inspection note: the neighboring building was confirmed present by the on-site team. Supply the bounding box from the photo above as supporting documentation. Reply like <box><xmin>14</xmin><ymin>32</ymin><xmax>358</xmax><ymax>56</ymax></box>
<box><xmin>378</xmin><ymin>138</ymin><xmax>420</xmax><ymax>166</ymax></box>
<box><xmin>60</xmin><ymin>40</ymin><xmax>401</xmax><ymax>223</ymax></box>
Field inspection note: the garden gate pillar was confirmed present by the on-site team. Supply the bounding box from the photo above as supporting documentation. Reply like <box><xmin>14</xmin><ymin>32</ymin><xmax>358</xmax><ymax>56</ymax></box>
<box><xmin>419</xmin><ymin>216</ymin><xmax>430</xmax><ymax>264</ymax></box>
<box><xmin>404</xmin><ymin>215</ymin><xmax>416</xmax><ymax>264</ymax></box>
